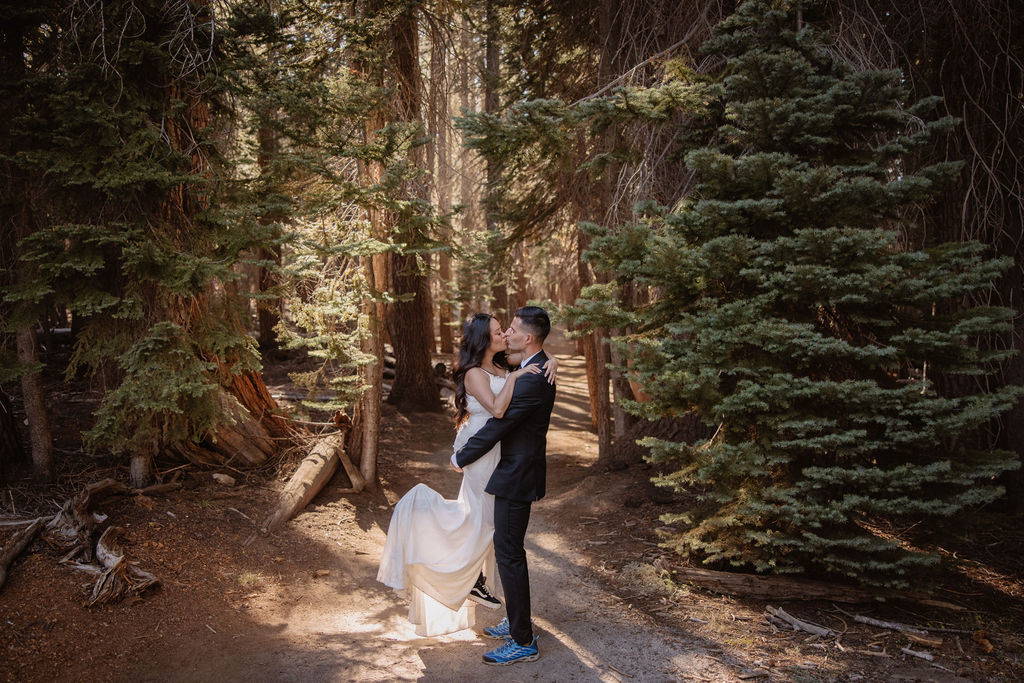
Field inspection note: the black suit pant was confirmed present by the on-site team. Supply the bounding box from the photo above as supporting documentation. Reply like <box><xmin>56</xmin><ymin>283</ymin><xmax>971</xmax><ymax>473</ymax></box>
<box><xmin>493</xmin><ymin>496</ymin><xmax>533</xmax><ymax>645</ymax></box>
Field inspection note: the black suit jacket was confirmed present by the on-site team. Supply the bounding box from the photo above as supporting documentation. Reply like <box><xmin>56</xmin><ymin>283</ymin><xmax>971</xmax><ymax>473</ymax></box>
<box><xmin>455</xmin><ymin>350</ymin><xmax>556</xmax><ymax>502</ymax></box>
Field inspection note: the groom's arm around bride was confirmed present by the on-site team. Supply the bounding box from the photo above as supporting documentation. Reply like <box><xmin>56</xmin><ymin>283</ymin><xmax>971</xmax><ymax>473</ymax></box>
<box><xmin>454</xmin><ymin>349</ymin><xmax>555</xmax><ymax>500</ymax></box>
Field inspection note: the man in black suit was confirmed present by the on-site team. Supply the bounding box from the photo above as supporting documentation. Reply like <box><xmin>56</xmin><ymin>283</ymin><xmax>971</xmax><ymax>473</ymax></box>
<box><xmin>453</xmin><ymin>306</ymin><xmax>556</xmax><ymax>665</ymax></box>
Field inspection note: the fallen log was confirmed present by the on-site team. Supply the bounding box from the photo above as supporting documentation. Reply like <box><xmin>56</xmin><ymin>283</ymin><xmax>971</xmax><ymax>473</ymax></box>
<box><xmin>673</xmin><ymin>566</ymin><xmax>879</xmax><ymax>603</ymax></box>
<box><xmin>0</xmin><ymin>516</ymin><xmax>48</xmax><ymax>591</ymax></box>
<box><xmin>262</xmin><ymin>432</ymin><xmax>360</xmax><ymax>533</ymax></box>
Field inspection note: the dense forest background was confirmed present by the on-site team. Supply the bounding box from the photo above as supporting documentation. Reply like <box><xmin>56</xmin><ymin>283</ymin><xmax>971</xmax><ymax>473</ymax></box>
<box><xmin>2</xmin><ymin>0</ymin><xmax>1022</xmax><ymax>589</ymax></box>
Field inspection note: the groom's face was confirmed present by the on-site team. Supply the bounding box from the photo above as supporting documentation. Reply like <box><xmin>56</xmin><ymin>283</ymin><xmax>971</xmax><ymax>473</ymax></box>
<box><xmin>504</xmin><ymin>317</ymin><xmax>530</xmax><ymax>354</ymax></box>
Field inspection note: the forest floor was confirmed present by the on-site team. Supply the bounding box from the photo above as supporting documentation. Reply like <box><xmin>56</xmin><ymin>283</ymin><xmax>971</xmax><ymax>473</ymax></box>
<box><xmin>2</xmin><ymin>329</ymin><xmax>1023</xmax><ymax>682</ymax></box>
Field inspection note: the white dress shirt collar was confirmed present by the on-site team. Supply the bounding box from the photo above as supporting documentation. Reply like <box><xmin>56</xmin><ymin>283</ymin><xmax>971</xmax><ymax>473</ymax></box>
<box><xmin>520</xmin><ymin>350</ymin><xmax>542</xmax><ymax>368</ymax></box>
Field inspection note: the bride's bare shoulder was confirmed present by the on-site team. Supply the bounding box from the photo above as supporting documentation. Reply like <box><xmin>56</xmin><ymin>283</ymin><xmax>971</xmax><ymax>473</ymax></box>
<box><xmin>464</xmin><ymin>367</ymin><xmax>491</xmax><ymax>387</ymax></box>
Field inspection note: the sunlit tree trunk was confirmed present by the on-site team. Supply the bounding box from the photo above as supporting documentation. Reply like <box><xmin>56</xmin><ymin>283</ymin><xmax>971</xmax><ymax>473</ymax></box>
<box><xmin>430</xmin><ymin>20</ymin><xmax>454</xmax><ymax>356</ymax></box>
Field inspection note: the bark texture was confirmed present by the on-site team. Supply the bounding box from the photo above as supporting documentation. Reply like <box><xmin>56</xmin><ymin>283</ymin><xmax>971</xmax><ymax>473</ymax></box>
<box><xmin>16</xmin><ymin>326</ymin><xmax>53</xmax><ymax>483</ymax></box>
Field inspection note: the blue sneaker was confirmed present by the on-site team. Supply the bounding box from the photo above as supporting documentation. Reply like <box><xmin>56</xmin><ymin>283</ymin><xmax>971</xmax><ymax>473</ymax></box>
<box><xmin>483</xmin><ymin>635</ymin><xmax>539</xmax><ymax>666</ymax></box>
<box><xmin>483</xmin><ymin>617</ymin><xmax>510</xmax><ymax>639</ymax></box>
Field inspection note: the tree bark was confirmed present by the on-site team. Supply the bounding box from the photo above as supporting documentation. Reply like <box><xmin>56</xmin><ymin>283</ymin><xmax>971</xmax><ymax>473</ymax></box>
<box><xmin>387</xmin><ymin>251</ymin><xmax>442</xmax><ymax>412</ymax></box>
<box><xmin>16</xmin><ymin>326</ymin><xmax>53</xmax><ymax>483</ymax></box>
<box><xmin>383</xmin><ymin>6</ymin><xmax>441</xmax><ymax>413</ymax></box>
<box><xmin>256</xmin><ymin>125</ymin><xmax>282</xmax><ymax>353</ymax></box>
<box><xmin>0</xmin><ymin>390</ymin><xmax>25</xmax><ymax>479</ymax></box>
<box><xmin>438</xmin><ymin>252</ymin><xmax>454</xmax><ymax>354</ymax></box>
<box><xmin>0</xmin><ymin>516</ymin><xmax>46</xmax><ymax>592</ymax></box>
<box><xmin>358</xmin><ymin>249</ymin><xmax>386</xmax><ymax>488</ymax></box>
<box><xmin>431</xmin><ymin>19</ymin><xmax>454</xmax><ymax>356</ymax></box>
<box><xmin>513</xmin><ymin>244</ymin><xmax>529</xmax><ymax>312</ymax></box>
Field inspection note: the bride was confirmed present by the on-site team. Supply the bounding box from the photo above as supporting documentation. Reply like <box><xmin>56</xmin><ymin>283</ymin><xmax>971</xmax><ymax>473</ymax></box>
<box><xmin>376</xmin><ymin>313</ymin><xmax>556</xmax><ymax>636</ymax></box>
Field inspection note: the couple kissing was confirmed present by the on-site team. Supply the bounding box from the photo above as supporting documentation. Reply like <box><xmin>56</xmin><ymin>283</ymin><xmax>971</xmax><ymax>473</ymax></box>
<box><xmin>377</xmin><ymin>306</ymin><xmax>557</xmax><ymax>666</ymax></box>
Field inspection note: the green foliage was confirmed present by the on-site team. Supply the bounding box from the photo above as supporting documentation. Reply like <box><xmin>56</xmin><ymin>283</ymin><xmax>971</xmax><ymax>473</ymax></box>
<box><xmin>84</xmin><ymin>322</ymin><xmax>222</xmax><ymax>454</ymax></box>
<box><xmin>2</xmin><ymin>0</ymin><xmax>451</xmax><ymax>457</ymax></box>
<box><xmin>228</xmin><ymin>0</ymin><xmax>444</xmax><ymax>410</ymax></box>
<box><xmin>568</xmin><ymin>0</ymin><xmax>1022</xmax><ymax>587</ymax></box>
<box><xmin>1</xmin><ymin>0</ymin><xmax>264</xmax><ymax>457</ymax></box>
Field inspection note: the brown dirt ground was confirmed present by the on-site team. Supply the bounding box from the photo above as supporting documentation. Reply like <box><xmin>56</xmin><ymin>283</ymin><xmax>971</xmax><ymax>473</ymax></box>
<box><xmin>1</xmin><ymin>331</ymin><xmax>1023</xmax><ymax>681</ymax></box>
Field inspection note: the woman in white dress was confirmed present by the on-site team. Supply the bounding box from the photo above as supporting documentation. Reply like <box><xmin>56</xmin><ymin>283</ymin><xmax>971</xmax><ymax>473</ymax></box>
<box><xmin>376</xmin><ymin>313</ymin><xmax>556</xmax><ymax>637</ymax></box>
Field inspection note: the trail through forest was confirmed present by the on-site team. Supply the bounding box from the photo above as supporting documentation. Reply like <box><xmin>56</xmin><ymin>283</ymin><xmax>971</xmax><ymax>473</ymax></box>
<box><xmin>3</xmin><ymin>330</ymin><xmax>1019</xmax><ymax>681</ymax></box>
<box><xmin>122</xmin><ymin>330</ymin><xmax>743</xmax><ymax>682</ymax></box>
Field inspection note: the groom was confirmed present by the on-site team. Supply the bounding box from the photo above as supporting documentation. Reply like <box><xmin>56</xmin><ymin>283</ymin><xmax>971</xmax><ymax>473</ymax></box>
<box><xmin>453</xmin><ymin>306</ymin><xmax>556</xmax><ymax>666</ymax></box>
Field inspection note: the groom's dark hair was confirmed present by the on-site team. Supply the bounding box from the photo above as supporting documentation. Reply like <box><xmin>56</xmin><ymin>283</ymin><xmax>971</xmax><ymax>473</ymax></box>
<box><xmin>514</xmin><ymin>306</ymin><xmax>550</xmax><ymax>342</ymax></box>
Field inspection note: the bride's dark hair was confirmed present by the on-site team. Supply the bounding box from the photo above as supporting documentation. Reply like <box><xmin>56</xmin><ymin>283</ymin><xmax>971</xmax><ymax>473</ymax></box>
<box><xmin>453</xmin><ymin>313</ymin><xmax>506</xmax><ymax>426</ymax></box>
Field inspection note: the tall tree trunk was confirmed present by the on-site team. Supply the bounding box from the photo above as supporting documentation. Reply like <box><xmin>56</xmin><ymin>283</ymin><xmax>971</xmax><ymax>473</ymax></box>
<box><xmin>0</xmin><ymin>12</ymin><xmax>30</xmax><ymax>481</ymax></box>
<box><xmin>456</xmin><ymin>14</ymin><xmax>481</xmax><ymax>320</ymax></box>
<box><xmin>438</xmin><ymin>253</ymin><xmax>454</xmax><ymax>354</ymax></box>
<box><xmin>483</xmin><ymin>0</ymin><xmax>508</xmax><ymax>319</ymax></box>
<box><xmin>578</xmin><ymin>234</ymin><xmax>613</xmax><ymax>456</ymax></box>
<box><xmin>16</xmin><ymin>326</ymin><xmax>54</xmax><ymax>483</ymax></box>
<box><xmin>387</xmin><ymin>252</ymin><xmax>441</xmax><ymax>412</ymax></box>
<box><xmin>513</xmin><ymin>244</ymin><xmax>529</xmax><ymax>312</ymax></box>
<box><xmin>383</xmin><ymin>6</ymin><xmax>441</xmax><ymax>413</ymax></box>
<box><xmin>610</xmin><ymin>282</ymin><xmax>644</xmax><ymax>467</ymax></box>
<box><xmin>0</xmin><ymin>390</ymin><xmax>24</xmax><ymax>480</ymax></box>
<box><xmin>256</xmin><ymin>125</ymin><xmax>282</xmax><ymax>353</ymax></box>
<box><xmin>431</xmin><ymin>20</ymin><xmax>454</xmax><ymax>356</ymax></box>
<box><xmin>352</xmin><ymin>247</ymin><xmax>386</xmax><ymax>491</ymax></box>
<box><xmin>583</xmin><ymin>0</ymin><xmax>629</xmax><ymax>467</ymax></box>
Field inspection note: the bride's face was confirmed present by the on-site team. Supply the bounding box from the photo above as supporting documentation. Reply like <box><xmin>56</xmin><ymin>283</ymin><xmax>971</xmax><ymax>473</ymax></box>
<box><xmin>488</xmin><ymin>318</ymin><xmax>507</xmax><ymax>352</ymax></box>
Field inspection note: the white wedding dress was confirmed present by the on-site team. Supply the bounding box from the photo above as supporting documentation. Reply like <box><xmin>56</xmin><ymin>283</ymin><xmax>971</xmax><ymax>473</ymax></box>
<box><xmin>377</xmin><ymin>371</ymin><xmax>505</xmax><ymax>636</ymax></box>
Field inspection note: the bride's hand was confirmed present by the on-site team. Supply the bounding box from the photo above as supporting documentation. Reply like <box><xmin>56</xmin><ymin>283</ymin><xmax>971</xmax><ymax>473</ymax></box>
<box><xmin>542</xmin><ymin>356</ymin><xmax>558</xmax><ymax>384</ymax></box>
<box><xmin>512</xmin><ymin>365</ymin><xmax>543</xmax><ymax>380</ymax></box>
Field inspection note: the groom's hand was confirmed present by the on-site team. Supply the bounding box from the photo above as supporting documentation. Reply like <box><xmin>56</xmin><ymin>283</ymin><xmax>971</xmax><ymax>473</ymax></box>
<box><xmin>450</xmin><ymin>452</ymin><xmax>463</xmax><ymax>472</ymax></box>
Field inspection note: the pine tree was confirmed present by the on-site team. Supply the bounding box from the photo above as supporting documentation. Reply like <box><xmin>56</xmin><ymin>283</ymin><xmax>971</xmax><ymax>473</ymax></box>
<box><xmin>578</xmin><ymin>0</ymin><xmax>1022</xmax><ymax>586</ymax></box>
<box><xmin>2</xmin><ymin>0</ymin><xmax>276</xmax><ymax>484</ymax></box>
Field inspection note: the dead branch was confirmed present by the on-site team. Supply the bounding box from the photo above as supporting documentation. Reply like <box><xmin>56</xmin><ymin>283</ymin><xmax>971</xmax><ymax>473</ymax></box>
<box><xmin>901</xmin><ymin>646</ymin><xmax>935</xmax><ymax>662</ymax></box>
<box><xmin>136</xmin><ymin>482</ymin><xmax>182</xmax><ymax>496</ymax></box>
<box><xmin>834</xmin><ymin>607</ymin><xmax>930</xmax><ymax>636</ymax></box>
<box><xmin>46</xmin><ymin>478</ymin><xmax>133</xmax><ymax>555</ymax></box>
<box><xmin>906</xmin><ymin>633</ymin><xmax>944</xmax><ymax>648</ymax></box>
<box><xmin>0</xmin><ymin>516</ymin><xmax>49</xmax><ymax>591</ymax></box>
<box><xmin>37</xmin><ymin>479</ymin><xmax>164</xmax><ymax>605</ymax></box>
<box><xmin>764</xmin><ymin>606</ymin><xmax>836</xmax><ymax>638</ymax></box>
